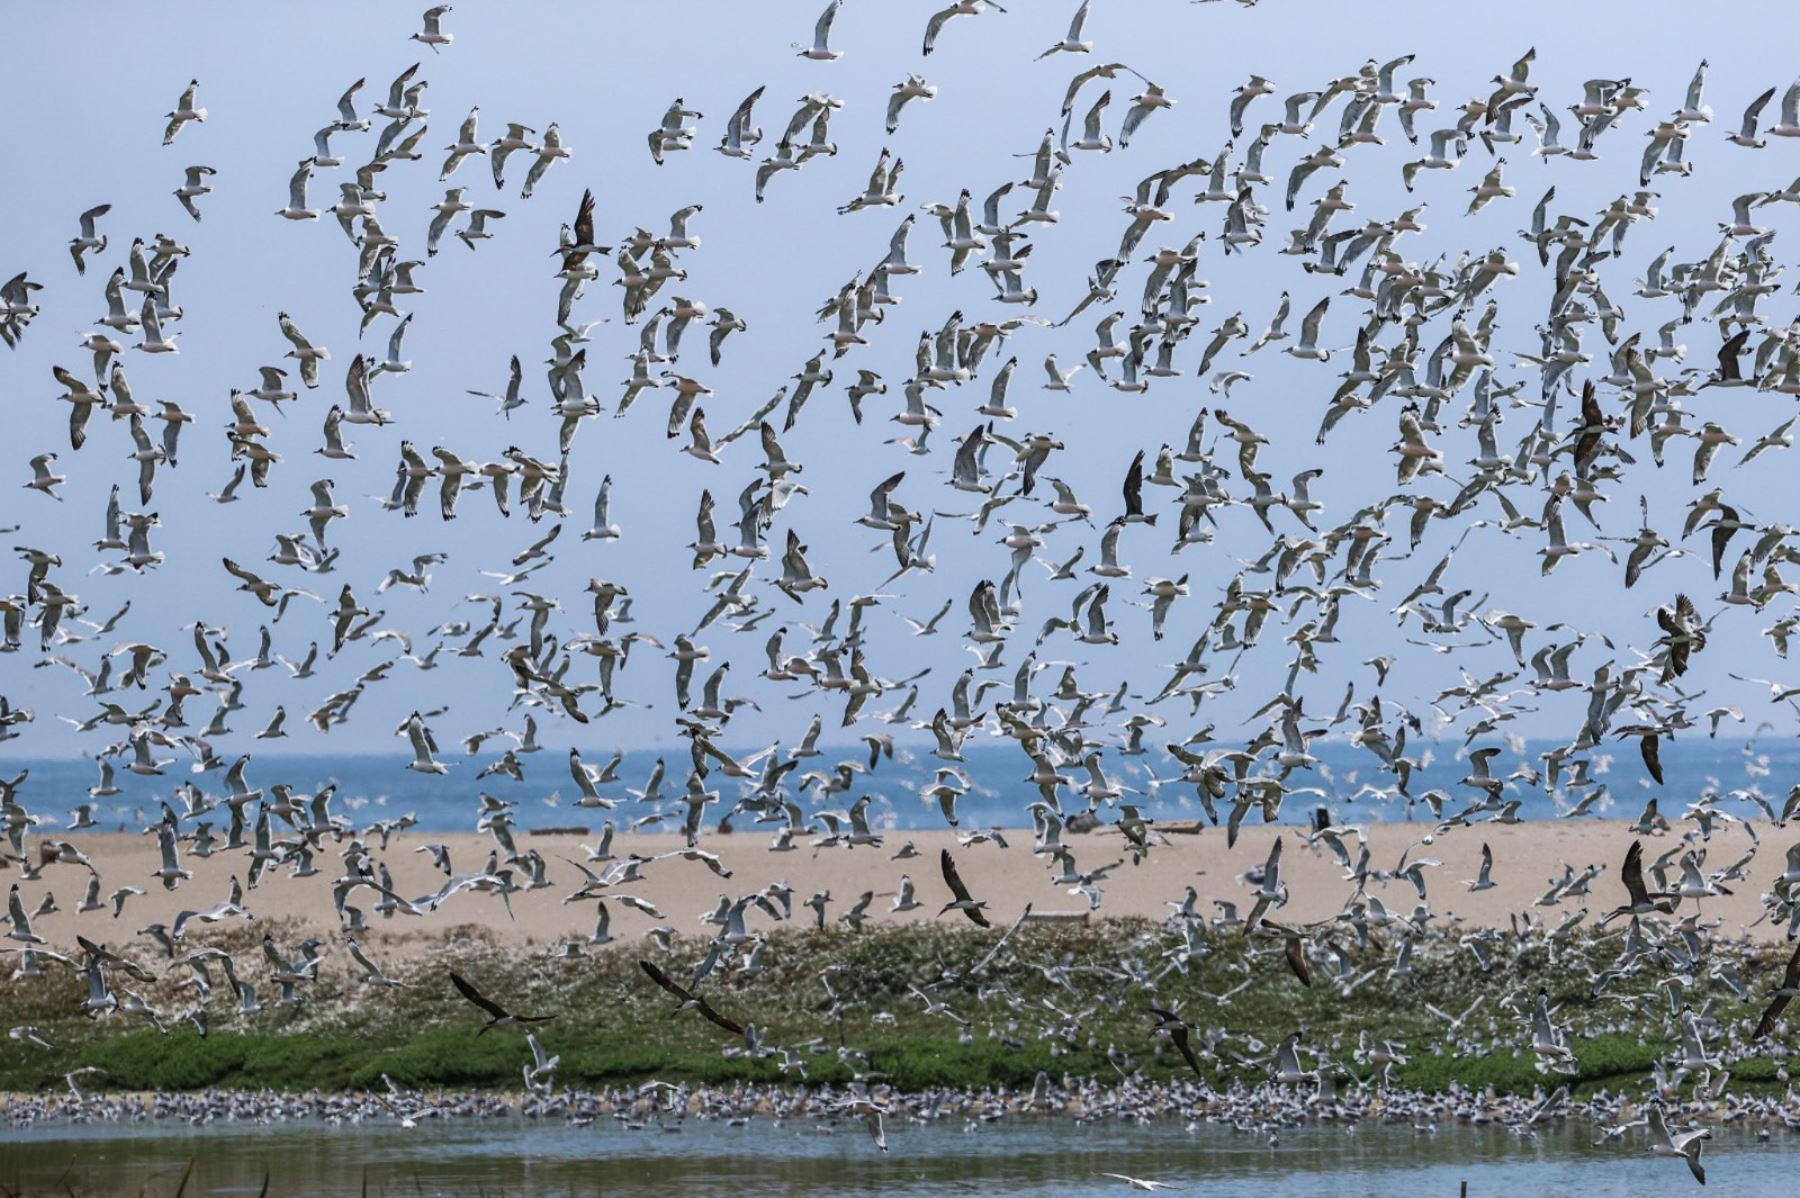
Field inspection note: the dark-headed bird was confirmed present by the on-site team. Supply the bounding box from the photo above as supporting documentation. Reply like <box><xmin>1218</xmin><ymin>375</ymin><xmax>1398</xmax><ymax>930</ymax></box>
<box><xmin>937</xmin><ymin>847</ymin><xmax>991</xmax><ymax>927</ymax></box>
<box><xmin>640</xmin><ymin>958</ymin><xmax>745</xmax><ymax>1035</ymax></box>
<box><xmin>449</xmin><ymin>970</ymin><xmax>554</xmax><ymax>1035</ymax></box>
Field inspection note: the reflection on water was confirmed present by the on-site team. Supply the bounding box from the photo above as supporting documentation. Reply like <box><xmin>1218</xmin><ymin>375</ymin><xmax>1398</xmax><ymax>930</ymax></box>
<box><xmin>2</xmin><ymin>1116</ymin><xmax>1791</xmax><ymax>1196</ymax></box>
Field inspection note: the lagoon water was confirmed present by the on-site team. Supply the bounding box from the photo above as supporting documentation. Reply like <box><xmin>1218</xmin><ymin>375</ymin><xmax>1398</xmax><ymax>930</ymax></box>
<box><xmin>11</xmin><ymin>737</ymin><xmax>1790</xmax><ymax>836</ymax></box>
<box><xmin>1</xmin><ymin>1116</ymin><xmax>1783</xmax><ymax>1196</ymax></box>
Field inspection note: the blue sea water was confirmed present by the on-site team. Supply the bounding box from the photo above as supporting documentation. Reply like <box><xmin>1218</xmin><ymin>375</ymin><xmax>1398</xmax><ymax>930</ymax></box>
<box><xmin>6</xmin><ymin>736</ymin><xmax>1792</xmax><ymax>836</ymax></box>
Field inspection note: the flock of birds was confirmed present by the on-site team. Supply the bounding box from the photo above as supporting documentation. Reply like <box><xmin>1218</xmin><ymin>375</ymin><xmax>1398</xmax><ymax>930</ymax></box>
<box><xmin>0</xmin><ymin>1071</ymin><xmax>1786</xmax><ymax>1187</ymax></box>
<box><xmin>13</xmin><ymin>1</ymin><xmax>1800</xmax><ymax>1184</ymax></box>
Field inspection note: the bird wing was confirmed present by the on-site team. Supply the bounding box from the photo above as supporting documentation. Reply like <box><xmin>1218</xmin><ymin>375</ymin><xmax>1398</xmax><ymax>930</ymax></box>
<box><xmin>449</xmin><ymin>970</ymin><xmax>508</xmax><ymax>1019</ymax></box>
<box><xmin>1758</xmin><ymin>941</ymin><xmax>1800</xmax><ymax>1038</ymax></box>
<box><xmin>641</xmin><ymin>957</ymin><xmax>691</xmax><ymax>1002</ymax></box>
<box><xmin>940</xmin><ymin>847</ymin><xmax>974</xmax><ymax>902</ymax></box>
<box><xmin>815</xmin><ymin>0</ymin><xmax>841</xmax><ymax>46</ymax></box>
<box><xmin>1621</xmin><ymin>839</ymin><xmax>1649</xmax><ymax>905</ymax></box>
<box><xmin>1283</xmin><ymin>935</ymin><xmax>1313</xmax><ymax>987</ymax></box>
<box><xmin>1123</xmin><ymin>450</ymin><xmax>1145</xmax><ymax>517</ymax></box>
<box><xmin>1639</xmin><ymin>734</ymin><xmax>1663</xmax><ymax>785</ymax></box>
<box><xmin>640</xmin><ymin>958</ymin><xmax>745</xmax><ymax>1034</ymax></box>
<box><xmin>573</xmin><ymin>189</ymin><xmax>596</xmax><ymax>251</ymax></box>
<box><xmin>1743</xmin><ymin>87</ymin><xmax>1776</xmax><ymax>136</ymax></box>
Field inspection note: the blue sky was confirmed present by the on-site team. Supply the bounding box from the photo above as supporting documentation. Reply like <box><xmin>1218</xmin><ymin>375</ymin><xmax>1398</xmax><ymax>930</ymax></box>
<box><xmin>7</xmin><ymin>0</ymin><xmax>1800</xmax><ymax>760</ymax></box>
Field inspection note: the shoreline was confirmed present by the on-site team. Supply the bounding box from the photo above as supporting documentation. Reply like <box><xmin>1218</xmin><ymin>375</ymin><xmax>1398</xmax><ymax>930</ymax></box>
<box><xmin>7</xmin><ymin>821</ymin><xmax>1795</xmax><ymax>1107</ymax></box>
<box><xmin>6</xmin><ymin>1078</ymin><xmax>1799</xmax><ymax>1130</ymax></box>
<box><xmin>15</xmin><ymin>818</ymin><xmax>1789</xmax><ymax>956</ymax></box>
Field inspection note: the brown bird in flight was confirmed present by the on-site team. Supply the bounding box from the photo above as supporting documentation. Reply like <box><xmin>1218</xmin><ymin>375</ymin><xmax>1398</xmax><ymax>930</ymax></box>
<box><xmin>938</xmin><ymin>848</ymin><xmax>991</xmax><ymax>927</ymax></box>
<box><xmin>1756</xmin><ymin>940</ymin><xmax>1800</xmax><ymax>1039</ymax></box>
<box><xmin>449</xmin><ymin>970</ymin><xmax>555</xmax><ymax>1035</ymax></box>
<box><xmin>1149</xmin><ymin>1006</ymin><xmax>1207</xmax><ymax>1077</ymax></box>
<box><xmin>640</xmin><ymin>958</ymin><xmax>745</xmax><ymax>1035</ymax></box>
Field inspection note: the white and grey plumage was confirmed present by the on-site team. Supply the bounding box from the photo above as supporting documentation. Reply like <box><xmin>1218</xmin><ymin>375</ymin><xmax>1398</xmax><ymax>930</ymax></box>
<box><xmin>411</xmin><ymin>5</ymin><xmax>455</xmax><ymax>52</ymax></box>
<box><xmin>277</xmin><ymin>162</ymin><xmax>320</xmax><ymax>221</ymax></box>
<box><xmin>1646</xmin><ymin>1104</ymin><xmax>1710</xmax><ymax>1184</ymax></box>
<box><xmin>163</xmin><ymin>80</ymin><xmax>206</xmax><ymax>145</ymax></box>
<box><xmin>278</xmin><ymin>312</ymin><xmax>330</xmax><ymax>388</ymax></box>
<box><xmin>440</xmin><ymin>108</ymin><xmax>486</xmax><ymax>180</ymax></box>
<box><xmin>69</xmin><ymin>204</ymin><xmax>111</xmax><ymax>273</ymax></box>
<box><xmin>468</xmin><ymin>354</ymin><xmax>527</xmax><ymax>418</ymax></box>
<box><xmin>716</xmin><ymin>87</ymin><xmax>766</xmax><ymax>159</ymax></box>
<box><xmin>886</xmin><ymin>75</ymin><xmax>938</xmax><ymax>135</ymax></box>
<box><xmin>521</xmin><ymin>122</ymin><xmax>571</xmax><ymax>198</ymax></box>
<box><xmin>172</xmin><ymin>165</ymin><xmax>216</xmax><ymax>221</ymax></box>
<box><xmin>404</xmin><ymin>711</ymin><xmax>450</xmax><ymax>774</ymax></box>
<box><xmin>583</xmin><ymin>474</ymin><xmax>621</xmax><ymax>540</ymax></box>
<box><xmin>922</xmin><ymin>1</ymin><xmax>1006</xmax><ymax>57</ymax></box>
<box><xmin>797</xmin><ymin>0</ymin><xmax>844</xmax><ymax>61</ymax></box>
<box><xmin>1037</xmin><ymin>1</ymin><xmax>1091</xmax><ymax>59</ymax></box>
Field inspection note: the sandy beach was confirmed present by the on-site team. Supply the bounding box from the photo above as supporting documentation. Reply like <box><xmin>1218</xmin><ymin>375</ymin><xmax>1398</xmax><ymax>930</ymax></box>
<box><xmin>16</xmin><ymin>818</ymin><xmax>1782</xmax><ymax>955</ymax></box>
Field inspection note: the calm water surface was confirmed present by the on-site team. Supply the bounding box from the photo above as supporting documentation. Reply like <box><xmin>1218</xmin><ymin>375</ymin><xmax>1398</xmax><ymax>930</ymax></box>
<box><xmin>11</xmin><ymin>738</ymin><xmax>1784</xmax><ymax>834</ymax></box>
<box><xmin>2</xmin><ymin>1117</ymin><xmax>1787</xmax><ymax>1196</ymax></box>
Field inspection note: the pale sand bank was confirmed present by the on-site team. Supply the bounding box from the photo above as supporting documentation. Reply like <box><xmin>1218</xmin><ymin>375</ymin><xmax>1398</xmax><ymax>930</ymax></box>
<box><xmin>13</xmin><ymin>818</ymin><xmax>1782</xmax><ymax>956</ymax></box>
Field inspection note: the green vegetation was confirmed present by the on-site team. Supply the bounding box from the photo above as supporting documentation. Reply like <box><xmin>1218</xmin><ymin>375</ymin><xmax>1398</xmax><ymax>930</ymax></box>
<box><xmin>2</xmin><ymin>918</ymin><xmax>1793</xmax><ymax>1097</ymax></box>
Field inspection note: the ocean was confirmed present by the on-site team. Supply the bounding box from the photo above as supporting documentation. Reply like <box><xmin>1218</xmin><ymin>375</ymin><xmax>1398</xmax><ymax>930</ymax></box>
<box><xmin>7</xmin><ymin>735</ymin><xmax>1791</xmax><ymax>837</ymax></box>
